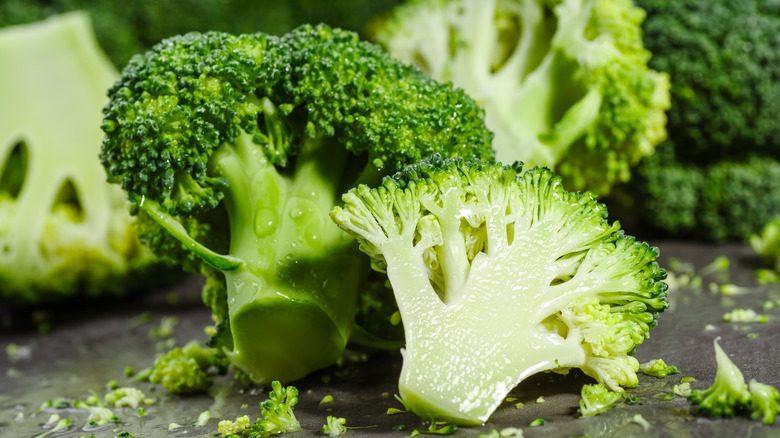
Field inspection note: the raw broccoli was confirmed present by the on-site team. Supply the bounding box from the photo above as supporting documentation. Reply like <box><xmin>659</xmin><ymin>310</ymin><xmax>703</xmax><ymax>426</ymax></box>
<box><xmin>608</xmin><ymin>0</ymin><xmax>780</xmax><ymax>241</ymax></box>
<box><xmin>751</xmin><ymin>216</ymin><xmax>780</xmax><ymax>281</ymax></box>
<box><xmin>0</xmin><ymin>0</ymin><xmax>404</xmax><ymax>69</ymax></box>
<box><xmin>639</xmin><ymin>358</ymin><xmax>679</xmax><ymax>378</ymax></box>
<box><xmin>375</xmin><ymin>0</ymin><xmax>670</xmax><ymax>195</ymax></box>
<box><xmin>217</xmin><ymin>381</ymin><xmax>300</xmax><ymax>438</ymax></box>
<box><xmin>149</xmin><ymin>340</ymin><xmax>218</xmax><ymax>394</ymax></box>
<box><xmin>689</xmin><ymin>339</ymin><xmax>780</xmax><ymax>424</ymax></box>
<box><xmin>0</xmin><ymin>12</ymin><xmax>160</xmax><ymax>305</ymax></box>
<box><xmin>100</xmin><ymin>24</ymin><xmax>494</xmax><ymax>384</ymax></box>
<box><xmin>578</xmin><ymin>383</ymin><xmax>622</xmax><ymax>418</ymax></box>
<box><xmin>331</xmin><ymin>155</ymin><xmax>668</xmax><ymax>424</ymax></box>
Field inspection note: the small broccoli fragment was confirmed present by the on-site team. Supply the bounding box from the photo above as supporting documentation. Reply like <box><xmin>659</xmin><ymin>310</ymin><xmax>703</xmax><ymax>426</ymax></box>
<box><xmin>105</xmin><ymin>387</ymin><xmax>153</xmax><ymax>410</ymax></box>
<box><xmin>33</xmin><ymin>417</ymin><xmax>71</xmax><ymax>438</ymax></box>
<box><xmin>578</xmin><ymin>383</ymin><xmax>622</xmax><ymax>418</ymax></box>
<box><xmin>0</xmin><ymin>12</ymin><xmax>163</xmax><ymax>305</ymax></box>
<box><xmin>751</xmin><ymin>216</ymin><xmax>780</xmax><ymax>277</ymax></box>
<box><xmin>639</xmin><ymin>359</ymin><xmax>679</xmax><ymax>378</ymax></box>
<box><xmin>722</xmin><ymin>309</ymin><xmax>768</xmax><ymax>324</ymax></box>
<box><xmin>217</xmin><ymin>381</ymin><xmax>300</xmax><ymax>438</ymax></box>
<box><xmin>322</xmin><ymin>416</ymin><xmax>348</xmax><ymax>437</ymax></box>
<box><xmin>748</xmin><ymin>380</ymin><xmax>780</xmax><ymax>425</ymax></box>
<box><xmin>101</xmin><ymin>23</ymin><xmax>493</xmax><ymax>384</ymax></box>
<box><xmin>689</xmin><ymin>339</ymin><xmax>751</xmax><ymax>418</ymax></box>
<box><xmin>332</xmin><ymin>155</ymin><xmax>668</xmax><ymax>424</ymax></box>
<box><xmin>149</xmin><ymin>340</ymin><xmax>217</xmax><ymax>394</ymax></box>
<box><xmin>377</xmin><ymin>0</ymin><xmax>670</xmax><ymax>195</ymax></box>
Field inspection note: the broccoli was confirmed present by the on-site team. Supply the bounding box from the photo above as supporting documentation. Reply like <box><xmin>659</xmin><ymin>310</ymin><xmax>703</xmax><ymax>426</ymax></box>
<box><xmin>0</xmin><ymin>12</ymin><xmax>161</xmax><ymax>305</ymax></box>
<box><xmin>689</xmin><ymin>339</ymin><xmax>780</xmax><ymax>424</ymax></box>
<box><xmin>331</xmin><ymin>155</ymin><xmax>668</xmax><ymax>424</ymax></box>
<box><xmin>578</xmin><ymin>383</ymin><xmax>622</xmax><ymax>418</ymax></box>
<box><xmin>217</xmin><ymin>381</ymin><xmax>300</xmax><ymax>438</ymax></box>
<box><xmin>100</xmin><ymin>24</ymin><xmax>494</xmax><ymax>384</ymax></box>
<box><xmin>149</xmin><ymin>340</ymin><xmax>219</xmax><ymax>394</ymax></box>
<box><xmin>608</xmin><ymin>0</ymin><xmax>780</xmax><ymax>241</ymax></box>
<box><xmin>375</xmin><ymin>0</ymin><xmax>670</xmax><ymax>195</ymax></box>
<box><xmin>639</xmin><ymin>358</ymin><xmax>679</xmax><ymax>378</ymax></box>
<box><xmin>751</xmin><ymin>216</ymin><xmax>780</xmax><ymax>279</ymax></box>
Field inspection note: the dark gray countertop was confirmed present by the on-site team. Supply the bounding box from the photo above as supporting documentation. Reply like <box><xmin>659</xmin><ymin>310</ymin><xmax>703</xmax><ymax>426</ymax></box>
<box><xmin>2</xmin><ymin>242</ymin><xmax>780</xmax><ymax>437</ymax></box>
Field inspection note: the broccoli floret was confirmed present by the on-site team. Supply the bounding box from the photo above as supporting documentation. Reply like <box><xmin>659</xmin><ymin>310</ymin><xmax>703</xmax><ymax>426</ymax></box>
<box><xmin>376</xmin><ymin>0</ymin><xmax>670</xmax><ymax>195</ymax></box>
<box><xmin>100</xmin><ymin>24</ymin><xmax>494</xmax><ymax>384</ymax></box>
<box><xmin>636</xmin><ymin>0</ymin><xmax>780</xmax><ymax>163</ymax></box>
<box><xmin>608</xmin><ymin>0</ymin><xmax>780</xmax><ymax>241</ymax></box>
<box><xmin>689</xmin><ymin>339</ymin><xmax>752</xmax><ymax>418</ymax></box>
<box><xmin>149</xmin><ymin>340</ymin><xmax>217</xmax><ymax>394</ymax></box>
<box><xmin>0</xmin><ymin>12</ymin><xmax>162</xmax><ymax>305</ymax></box>
<box><xmin>331</xmin><ymin>155</ymin><xmax>668</xmax><ymax>424</ymax></box>
<box><xmin>217</xmin><ymin>381</ymin><xmax>300</xmax><ymax>438</ymax></box>
<box><xmin>578</xmin><ymin>383</ymin><xmax>622</xmax><ymax>418</ymax></box>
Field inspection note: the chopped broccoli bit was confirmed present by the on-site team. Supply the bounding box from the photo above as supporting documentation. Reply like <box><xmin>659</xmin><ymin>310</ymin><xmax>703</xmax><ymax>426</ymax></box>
<box><xmin>322</xmin><ymin>416</ymin><xmax>348</xmax><ymax>437</ymax></box>
<box><xmin>578</xmin><ymin>383</ymin><xmax>622</xmax><ymax>418</ymax></box>
<box><xmin>529</xmin><ymin>418</ymin><xmax>545</xmax><ymax>427</ymax></box>
<box><xmin>673</xmin><ymin>382</ymin><xmax>692</xmax><ymax>398</ymax></box>
<box><xmin>639</xmin><ymin>359</ymin><xmax>680</xmax><ymax>378</ymax></box>
<box><xmin>331</xmin><ymin>155</ymin><xmax>667</xmax><ymax>424</ymax></box>
<box><xmin>723</xmin><ymin>309</ymin><xmax>768</xmax><ymax>324</ymax></box>
<box><xmin>149</xmin><ymin>340</ymin><xmax>216</xmax><ymax>394</ymax></box>
<box><xmin>217</xmin><ymin>381</ymin><xmax>300</xmax><ymax>438</ymax></box>
<box><xmin>748</xmin><ymin>380</ymin><xmax>780</xmax><ymax>425</ymax></box>
<box><xmin>630</xmin><ymin>414</ymin><xmax>650</xmax><ymax>431</ymax></box>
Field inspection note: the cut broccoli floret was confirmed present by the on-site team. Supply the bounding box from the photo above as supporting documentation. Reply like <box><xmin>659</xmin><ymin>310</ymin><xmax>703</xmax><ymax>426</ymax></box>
<box><xmin>0</xmin><ymin>12</ymin><xmax>162</xmax><ymax>305</ymax></box>
<box><xmin>376</xmin><ymin>0</ymin><xmax>670</xmax><ymax>195</ymax></box>
<box><xmin>100</xmin><ymin>24</ymin><xmax>493</xmax><ymax>384</ymax></box>
<box><xmin>639</xmin><ymin>358</ymin><xmax>679</xmax><ymax>378</ymax></box>
<box><xmin>331</xmin><ymin>155</ymin><xmax>668</xmax><ymax>424</ymax></box>
<box><xmin>751</xmin><ymin>216</ymin><xmax>780</xmax><ymax>280</ymax></box>
<box><xmin>689</xmin><ymin>339</ymin><xmax>752</xmax><ymax>418</ymax></box>
<box><xmin>578</xmin><ymin>383</ymin><xmax>622</xmax><ymax>418</ymax></box>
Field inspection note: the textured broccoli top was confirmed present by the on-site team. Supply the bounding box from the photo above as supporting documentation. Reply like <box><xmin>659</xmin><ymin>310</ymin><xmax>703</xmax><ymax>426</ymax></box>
<box><xmin>638</xmin><ymin>0</ymin><xmax>780</xmax><ymax>163</ymax></box>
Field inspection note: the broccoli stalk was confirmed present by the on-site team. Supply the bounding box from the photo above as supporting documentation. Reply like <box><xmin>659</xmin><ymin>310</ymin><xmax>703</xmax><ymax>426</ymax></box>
<box><xmin>331</xmin><ymin>155</ymin><xmax>667</xmax><ymax>424</ymax></box>
<box><xmin>376</xmin><ymin>0</ymin><xmax>670</xmax><ymax>195</ymax></box>
<box><xmin>100</xmin><ymin>25</ymin><xmax>494</xmax><ymax>383</ymax></box>
<box><xmin>0</xmin><ymin>12</ymin><xmax>160</xmax><ymax>304</ymax></box>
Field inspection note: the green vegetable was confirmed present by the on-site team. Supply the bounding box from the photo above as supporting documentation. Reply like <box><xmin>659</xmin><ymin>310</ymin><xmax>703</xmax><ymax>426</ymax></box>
<box><xmin>376</xmin><ymin>0</ymin><xmax>670</xmax><ymax>195</ymax></box>
<box><xmin>689</xmin><ymin>339</ymin><xmax>780</xmax><ymax>423</ymax></box>
<box><xmin>578</xmin><ymin>383</ymin><xmax>622</xmax><ymax>417</ymax></box>
<box><xmin>322</xmin><ymin>416</ymin><xmax>348</xmax><ymax>437</ymax></box>
<box><xmin>639</xmin><ymin>358</ymin><xmax>679</xmax><ymax>378</ymax></box>
<box><xmin>0</xmin><ymin>12</ymin><xmax>160</xmax><ymax>305</ymax></box>
<box><xmin>331</xmin><ymin>155</ymin><xmax>668</xmax><ymax>424</ymax></box>
<box><xmin>610</xmin><ymin>0</ymin><xmax>780</xmax><ymax>240</ymax></box>
<box><xmin>751</xmin><ymin>216</ymin><xmax>780</xmax><ymax>278</ymax></box>
<box><xmin>100</xmin><ymin>23</ymin><xmax>493</xmax><ymax>384</ymax></box>
<box><xmin>217</xmin><ymin>381</ymin><xmax>300</xmax><ymax>438</ymax></box>
<box><xmin>149</xmin><ymin>340</ymin><xmax>218</xmax><ymax>394</ymax></box>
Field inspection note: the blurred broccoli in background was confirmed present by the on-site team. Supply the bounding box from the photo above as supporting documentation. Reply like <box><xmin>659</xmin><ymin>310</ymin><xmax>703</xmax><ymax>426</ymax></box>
<box><xmin>375</xmin><ymin>0</ymin><xmax>670</xmax><ymax>195</ymax></box>
<box><xmin>608</xmin><ymin>0</ymin><xmax>780</xmax><ymax>241</ymax></box>
<box><xmin>0</xmin><ymin>12</ymin><xmax>165</xmax><ymax>306</ymax></box>
<box><xmin>0</xmin><ymin>0</ymin><xmax>404</xmax><ymax>69</ymax></box>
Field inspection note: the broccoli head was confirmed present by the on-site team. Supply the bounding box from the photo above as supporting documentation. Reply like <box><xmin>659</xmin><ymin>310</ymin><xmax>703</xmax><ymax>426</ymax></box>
<box><xmin>0</xmin><ymin>12</ymin><xmax>159</xmax><ymax>305</ymax></box>
<box><xmin>100</xmin><ymin>24</ymin><xmax>494</xmax><ymax>384</ymax></box>
<box><xmin>331</xmin><ymin>155</ymin><xmax>668</xmax><ymax>424</ymax></box>
<box><xmin>376</xmin><ymin>0</ymin><xmax>670</xmax><ymax>195</ymax></box>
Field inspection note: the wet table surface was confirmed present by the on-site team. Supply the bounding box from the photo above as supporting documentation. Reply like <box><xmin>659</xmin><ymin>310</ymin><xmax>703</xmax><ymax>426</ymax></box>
<box><xmin>2</xmin><ymin>242</ymin><xmax>780</xmax><ymax>438</ymax></box>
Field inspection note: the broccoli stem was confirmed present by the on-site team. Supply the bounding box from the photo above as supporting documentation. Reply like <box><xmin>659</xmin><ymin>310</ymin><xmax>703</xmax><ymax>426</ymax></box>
<box><xmin>207</xmin><ymin>130</ymin><xmax>367</xmax><ymax>383</ymax></box>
